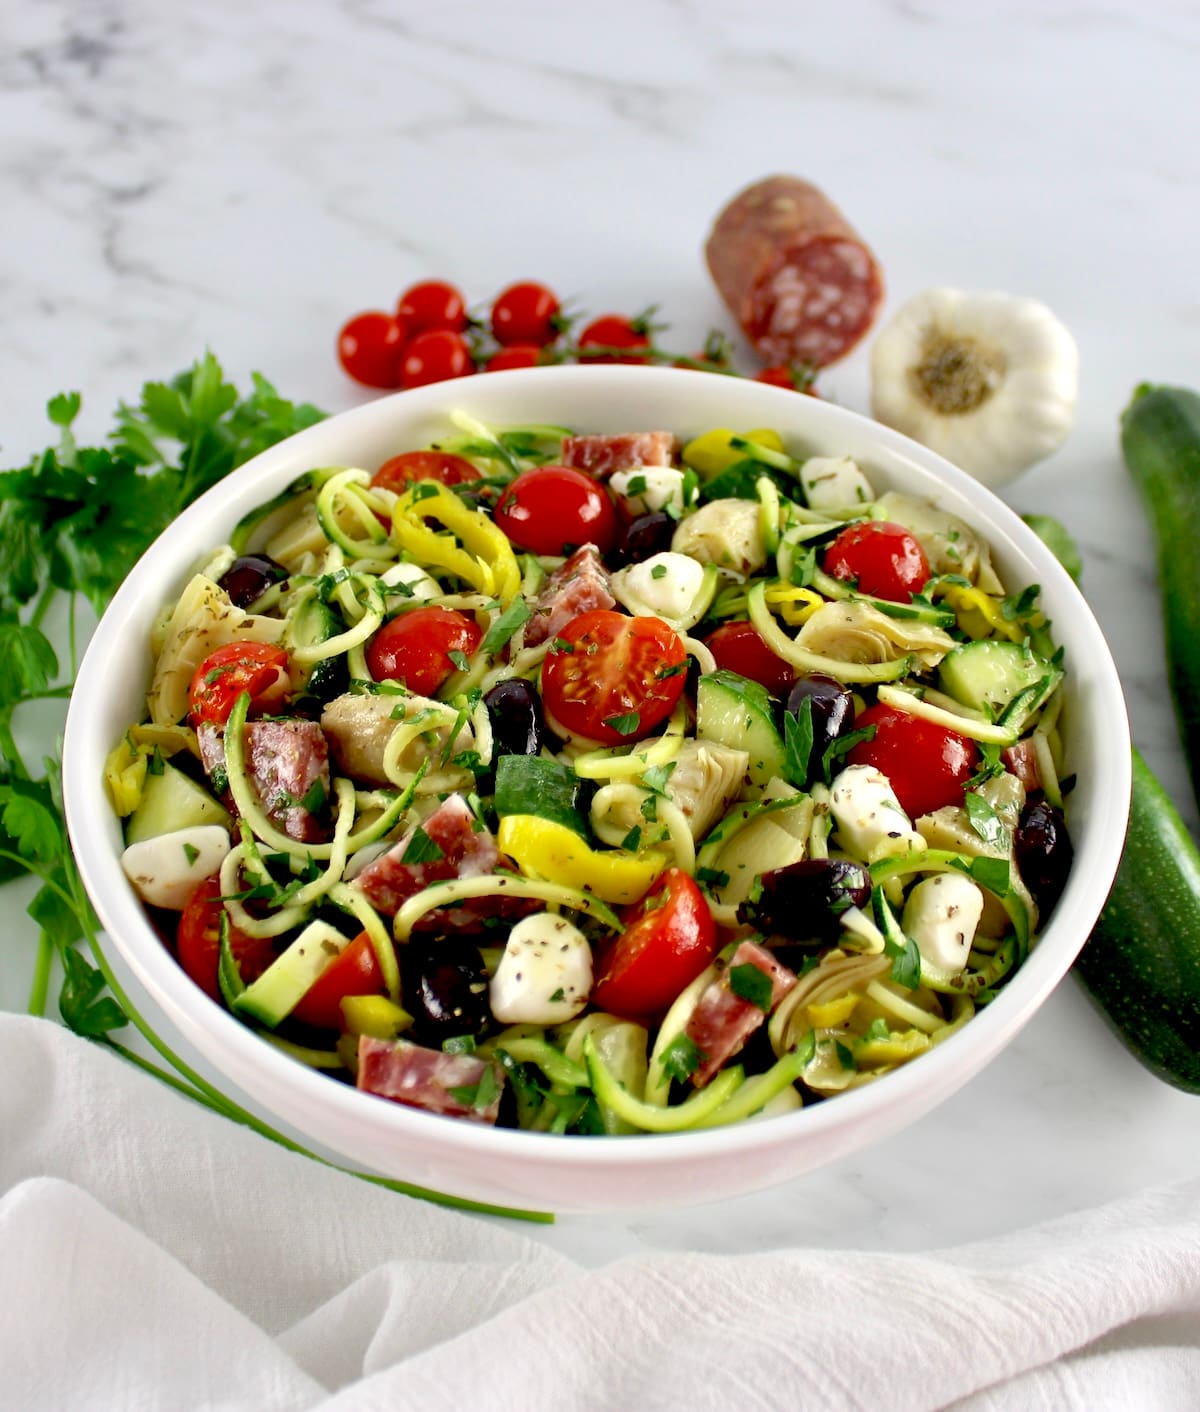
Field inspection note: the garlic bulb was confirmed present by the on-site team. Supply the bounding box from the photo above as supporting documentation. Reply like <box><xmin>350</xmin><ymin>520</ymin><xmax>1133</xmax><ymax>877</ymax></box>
<box><xmin>869</xmin><ymin>289</ymin><xmax>1079</xmax><ymax>488</ymax></box>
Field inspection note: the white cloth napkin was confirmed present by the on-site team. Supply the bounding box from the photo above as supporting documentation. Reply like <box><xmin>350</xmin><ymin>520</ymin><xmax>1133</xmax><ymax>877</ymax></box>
<box><xmin>2</xmin><ymin>1015</ymin><xmax>1198</xmax><ymax>1412</ymax></box>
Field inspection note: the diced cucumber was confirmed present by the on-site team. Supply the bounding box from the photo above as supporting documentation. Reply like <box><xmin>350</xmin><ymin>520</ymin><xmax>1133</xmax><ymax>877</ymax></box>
<box><xmin>125</xmin><ymin>761</ymin><xmax>230</xmax><ymax>845</ymax></box>
<box><xmin>937</xmin><ymin>640</ymin><xmax>1063</xmax><ymax>729</ymax></box>
<box><xmin>695</xmin><ymin>669</ymin><xmax>785</xmax><ymax>787</ymax></box>
<box><xmin>286</xmin><ymin>595</ymin><xmax>349</xmax><ymax>701</ymax></box>
<box><xmin>493</xmin><ymin>755</ymin><xmax>590</xmax><ymax>837</ymax></box>
<box><xmin>234</xmin><ymin>920</ymin><xmax>353</xmax><ymax>1027</ymax></box>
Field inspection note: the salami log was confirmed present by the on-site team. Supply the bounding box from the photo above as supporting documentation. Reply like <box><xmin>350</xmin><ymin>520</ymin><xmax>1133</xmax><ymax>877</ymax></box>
<box><xmin>705</xmin><ymin>175</ymin><xmax>884</xmax><ymax>368</ymax></box>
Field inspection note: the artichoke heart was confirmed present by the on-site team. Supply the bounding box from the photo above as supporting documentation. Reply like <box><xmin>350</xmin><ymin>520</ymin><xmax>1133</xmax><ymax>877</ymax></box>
<box><xmin>874</xmin><ymin>492</ymin><xmax>1005</xmax><ymax>595</ymax></box>
<box><xmin>796</xmin><ymin>600</ymin><xmax>956</xmax><ymax>671</ymax></box>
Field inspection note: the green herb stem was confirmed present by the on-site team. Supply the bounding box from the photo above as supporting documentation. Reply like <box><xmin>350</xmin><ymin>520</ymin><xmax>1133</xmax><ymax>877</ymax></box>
<box><xmin>27</xmin><ymin>932</ymin><xmax>54</xmax><ymax>1018</ymax></box>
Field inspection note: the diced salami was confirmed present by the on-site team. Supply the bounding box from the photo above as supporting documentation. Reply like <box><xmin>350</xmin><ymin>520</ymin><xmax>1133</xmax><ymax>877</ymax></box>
<box><xmin>559</xmin><ymin>431</ymin><xmax>677</xmax><ymax>480</ymax></box>
<box><xmin>197</xmin><ymin>718</ymin><xmax>330</xmax><ymax>843</ymax></box>
<box><xmin>685</xmin><ymin>940</ymin><xmax>798</xmax><ymax>1087</ymax></box>
<box><xmin>1003</xmin><ymin>739</ymin><xmax>1043</xmax><ymax>793</ymax></box>
<box><xmin>705</xmin><ymin>176</ymin><xmax>884</xmax><ymax>368</ymax></box>
<box><xmin>524</xmin><ymin>545</ymin><xmax>615</xmax><ymax>648</ymax></box>
<box><xmin>353</xmin><ymin>793</ymin><xmax>497</xmax><ymax>921</ymax></box>
<box><xmin>357</xmin><ymin>1035</ymin><xmax>503</xmax><ymax>1124</ymax></box>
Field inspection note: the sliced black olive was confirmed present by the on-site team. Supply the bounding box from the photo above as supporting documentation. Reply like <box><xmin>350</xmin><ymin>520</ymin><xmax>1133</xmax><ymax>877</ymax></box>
<box><xmin>484</xmin><ymin>679</ymin><xmax>545</xmax><ymax>757</ymax></box>
<box><xmin>784</xmin><ymin>674</ymin><xmax>855</xmax><ymax>786</ymax></box>
<box><xmin>400</xmin><ymin>940</ymin><xmax>492</xmax><ymax>1047</ymax></box>
<box><xmin>1014</xmin><ymin>800</ymin><xmax>1074</xmax><ymax>917</ymax></box>
<box><xmin>739</xmin><ymin>857</ymin><xmax>871</xmax><ymax>942</ymax></box>
<box><xmin>218</xmin><ymin>553</ymin><xmax>289</xmax><ymax>608</ymax></box>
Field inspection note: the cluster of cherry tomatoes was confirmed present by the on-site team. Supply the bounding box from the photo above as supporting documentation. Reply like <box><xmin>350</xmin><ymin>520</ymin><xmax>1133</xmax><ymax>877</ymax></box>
<box><xmin>336</xmin><ymin>278</ymin><xmax>817</xmax><ymax>393</ymax></box>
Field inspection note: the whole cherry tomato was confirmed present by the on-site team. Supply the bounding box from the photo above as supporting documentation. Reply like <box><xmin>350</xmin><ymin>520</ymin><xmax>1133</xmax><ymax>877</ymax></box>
<box><xmin>485</xmin><ymin>345</ymin><xmax>545</xmax><ymax>372</ymax></box>
<box><xmin>494</xmin><ymin>466</ymin><xmax>619</xmax><ymax>556</ymax></box>
<box><xmin>705</xmin><ymin>620</ymin><xmax>795</xmax><ymax>698</ymax></box>
<box><xmin>188</xmin><ymin>643</ymin><xmax>291</xmax><ymax>728</ymax></box>
<box><xmin>823</xmin><ymin>521</ymin><xmax>931</xmax><ymax>602</ymax></box>
<box><xmin>366</xmin><ymin>606</ymin><xmax>482</xmax><ymax>695</ymax></box>
<box><xmin>400</xmin><ymin>330</ymin><xmax>475</xmax><ymax>389</ymax></box>
<box><xmin>337</xmin><ymin>310</ymin><xmax>407</xmax><ymax>389</ymax></box>
<box><xmin>847</xmin><ymin>704</ymin><xmax>978</xmax><ymax>819</ymax></box>
<box><xmin>590</xmin><ymin>869</ymin><xmax>718</xmax><ymax>1021</ymax></box>
<box><xmin>177</xmin><ymin>876</ymin><xmax>276</xmax><ymax>1003</ymax></box>
<box><xmin>396</xmin><ymin>279</ymin><xmax>468</xmax><ymax>334</ymax></box>
<box><xmin>755</xmin><ymin>364</ymin><xmax>817</xmax><ymax>393</ymax></box>
<box><xmin>289</xmin><ymin>931</ymin><xmax>386</xmax><ymax>1031</ymax></box>
<box><xmin>577</xmin><ymin>313</ymin><xmax>651</xmax><ymax>364</ymax></box>
<box><xmin>540</xmin><ymin>609</ymin><xmax>686</xmax><ymax>746</ymax></box>
<box><xmin>370</xmin><ymin>450</ymin><xmax>481</xmax><ymax>494</ymax></box>
<box><xmin>490</xmin><ymin>281</ymin><xmax>562</xmax><ymax>346</ymax></box>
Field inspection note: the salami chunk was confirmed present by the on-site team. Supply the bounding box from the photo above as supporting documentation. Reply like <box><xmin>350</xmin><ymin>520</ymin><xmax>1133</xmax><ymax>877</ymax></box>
<box><xmin>524</xmin><ymin>545</ymin><xmax>615</xmax><ymax>648</ymax></box>
<box><xmin>560</xmin><ymin>431</ymin><xmax>676</xmax><ymax>480</ymax></box>
<box><xmin>197</xmin><ymin>718</ymin><xmax>330</xmax><ymax>843</ymax></box>
<box><xmin>685</xmin><ymin>940</ymin><xmax>797</xmax><ymax>1087</ymax></box>
<box><xmin>705</xmin><ymin>175</ymin><xmax>883</xmax><ymax>368</ymax></box>
<box><xmin>353</xmin><ymin>793</ymin><xmax>497</xmax><ymax>919</ymax></box>
<box><xmin>357</xmin><ymin>1036</ymin><xmax>503</xmax><ymax>1124</ymax></box>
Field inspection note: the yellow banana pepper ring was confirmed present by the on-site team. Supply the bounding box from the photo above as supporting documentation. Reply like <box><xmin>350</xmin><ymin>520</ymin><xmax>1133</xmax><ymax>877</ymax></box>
<box><xmin>390</xmin><ymin>483</ymin><xmax>521</xmax><ymax>604</ymax></box>
<box><xmin>497</xmin><ymin>815</ymin><xmax>668</xmax><ymax>905</ymax></box>
<box><xmin>681</xmin><ymin>426</ymin><xmax>784</xmax><ymax>477</ymax></box>
<box><xmin>940</xmin><ymin>583</ymin><xmax>1027</xmax><ymax>643</ymax></box>
<box><xmin>764</xmin><ymin>582</ymin><xmax>824</xmax><ymax>626</ymax></box>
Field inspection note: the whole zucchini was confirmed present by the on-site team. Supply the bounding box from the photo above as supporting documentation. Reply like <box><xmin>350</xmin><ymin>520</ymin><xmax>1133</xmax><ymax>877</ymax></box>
<box><xmin>1074</xmin><ymin>747</ymin><xmax>1200</xmax><ymax>1093</ymax></box>
<box><xmin>1120</xmin><ymin>384</ymin><xmax>1200</xmax><ymax>807</ymax></box>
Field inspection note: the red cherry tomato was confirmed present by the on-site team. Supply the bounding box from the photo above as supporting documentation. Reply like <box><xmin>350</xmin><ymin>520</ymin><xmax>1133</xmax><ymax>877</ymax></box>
<box><xmin>591</xmin><ymin>869</ymin><xmax>718</xmax><ymax>1021</ymax></box>
<box><xmin>370</xmin><ymin>450</ymin><xmax>481</xmax><ymax>494</ymax></box>
<box><xmin>337</xmin><ymin>310</ymin><xmax>407</xmax><ymax>389</ymax></box>
<box><xmin>847</xmin><ymin>704</ymin><xmax>978</xmax><ymax>819</ymax></box>
<box><xmin>289</xmin><ymin>931</ymin><xmax>385</xmax><ymax>1031</ymax></box>
<box><xmin>823</xmin><ymin>521</ymin><xmax>931</xmax><ymax>602</ymax></box>
<box><xmin>577</xmin><ymin>314</ymin><xmax>650</xmax><ymax>364</ymax></box>
<box><xmin>399</xmin><ymin>330</ymin><xmax>475</xmax><ymax>389</ymax></box>
<box><xmin>177</xmin><ymin>876</ymin><xmax>276</xmax><ymax>1004</ymax></box>
<box><xmin>494</xmin><ymin>466</ymin><xmax>619</xmax><ymax>556</ymax></box>
<box><xmin>366</xmin><ymin>606</ymin><xmax>482</xmax><ymax>696</ymax></box>
<box><xmin>396</xmin><ymin>279</ymin><xmax>467</xmax><ymax>334</ymax></box>
<box><xmin>755</xmin><ymin>364</ymin><xmax>818</xmax><ymax>394</ymax></box>
<box><xmin>541</xmin><ymin>609</ymin><xmax>687</xmax><ymax>746</ymax></box>
<box><xmin>485</xmin><ymin>344</ymin><xmax>546</xmax><ymax>372</ymax></box>
<box><xmin>705</xmin><ymin>620</ymin><xmax>795</xmax><ymax>698</ymax></box>
<box><xmin>188</xmin><ymin>643</ymin><xmax>291</xmax><ymax>728</ymax></box>
<box><xmin>490</xmin><ymin>281</ymin><xmax>561</xmax><ymax>347</ymax></box>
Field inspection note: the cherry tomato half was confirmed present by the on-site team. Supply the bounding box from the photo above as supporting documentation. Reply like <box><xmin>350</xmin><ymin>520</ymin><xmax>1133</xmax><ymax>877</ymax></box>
<box><xmin>370</xmin><ymin>450</ymin><xmax>481</xmax><ymax>494</ymax></box>
<box><xmin>494</xmin><ymin>466</ymin><xmax>619</xmax><ymax>556</ymax></box>
<box><xmin>577</xmin><ymin>313</ymin><xmax>650</xmax><ymax>364</ymax></box>
<box><xmin>188</xmin><ymin>643</ymin><xmax>291</xmax><ymax>728</ymax></box>
<box><xmin>541</xmin><ymin>609</ymin><xmax>687</xmax><ymax>746</ymax></box>
<box><xmin>337</xmin><ymin>310</ymin><xmax>407</xmax><ymax>389</ymax></box>
<box><xmin>847</xmin><ymin>704</ymin><xmax>978</xmax><ymax>819</ymax></box>
<box><xmin>289</xmin><ymin>931</ymin><xmax>385</xmax><ymax>1031</ymax></box>
<box><xmin>705</xmin><ymin>620</ymin><xmax>794</xmax><ymax>698</ymax></box>
<box><xmin>177</xmin><ymin>876</ymin><xmax>276</xmax><ymax>1004</ymax></box>
<box><xmin>400</xmin><ymin>330</ymin><xmax>475</xmax><ymax>389</ymax></box>
<box><xmin>396</xmin><ymin>279</ymin><xmax>467</xmax><ymax>334</ymax></box>
<box><xmin>485</xmin><ymin>344</ymin><xmax>545</xmax><ymax>372</ymax></box>
<box><xmin>366</xmin><ymin>606</ymin><xmax>482</xmax><ymax>696</ymax></box>
<box><xmin>490</xmin><ymin>281</ymin><xmax>562</xmax><ymax>347</ymax></box>
<box><xmin>590</xmin><ymin>869</ymin><xmax>718</xmax><ymax>1021</ymax></box>
<box><xmin>823</xmin><ymin>521</ymin><xmax>931</xmax><ymax>602</ymax></box>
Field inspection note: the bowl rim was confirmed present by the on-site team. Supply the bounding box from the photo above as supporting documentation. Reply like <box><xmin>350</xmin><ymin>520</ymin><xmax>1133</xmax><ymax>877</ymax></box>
<box><xmin>62</xmin><ymin>365</ymin><xmax>1132</xmax><ymax>1186</ymax></box>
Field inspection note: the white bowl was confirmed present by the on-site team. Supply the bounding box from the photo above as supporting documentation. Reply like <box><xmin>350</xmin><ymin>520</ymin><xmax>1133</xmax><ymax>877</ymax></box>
<box><xmin>63</xmin><ymin>366</ymin><xmax>1130</xmax><ymax>1214</ymax></box>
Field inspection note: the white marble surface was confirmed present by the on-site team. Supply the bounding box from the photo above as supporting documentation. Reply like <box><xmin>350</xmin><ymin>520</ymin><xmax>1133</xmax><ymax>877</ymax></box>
<box><xmin>3</xmin><ymin>0</ymin><xmax>1198</xmax><ymax>1265</ymax></box>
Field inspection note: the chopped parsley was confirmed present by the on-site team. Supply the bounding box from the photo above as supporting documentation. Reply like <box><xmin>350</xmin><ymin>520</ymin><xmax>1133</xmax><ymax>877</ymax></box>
<box><xmin>401</xmin><ymin>826</ymin><xmax>445</xmax><ymax>865</ymax></box>
<box><xmin>181</xmin><ymin>842</ymin><xmax>200</xmax><ymax>866</ymax></box>
<box><xmin>481</xmin><ymin>599</ymin><xmax>532</xmax><ymax>656</ymax></box>
<box><xmin>604</xmin><ymin>710</ymin><xmax>640</xmax><ymax>736</ymax></box>
<box><xmin>728</xmin><ymin>963</ymin><xmax>773</xmax><ymax>1012</ymax></box>
<box><xmin>658</xmin><ymin>1033</ymin><xmax>703</xmax><ymax>1082</ymax></box>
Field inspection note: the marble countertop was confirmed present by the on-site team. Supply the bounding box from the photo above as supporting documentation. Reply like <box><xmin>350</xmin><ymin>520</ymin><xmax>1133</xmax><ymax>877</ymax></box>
<box><xmin>4</xmin><ymin>0</ymin><xmax>1197</xmax><ymax>1264</ymax></box>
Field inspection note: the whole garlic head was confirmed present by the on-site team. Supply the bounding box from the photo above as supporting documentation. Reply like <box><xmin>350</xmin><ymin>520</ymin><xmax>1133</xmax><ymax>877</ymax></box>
<box><xmin>869</xmin><ymin>288</ymin><xmax>1079</xmax><ymax>489</ymax></box>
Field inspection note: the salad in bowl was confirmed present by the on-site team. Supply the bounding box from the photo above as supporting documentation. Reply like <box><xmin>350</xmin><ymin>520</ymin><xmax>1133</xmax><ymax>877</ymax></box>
<box><xmin>65</xmin><ymin>367</ymin><xmax>1127</xmax><ymax>1211</ymax></box>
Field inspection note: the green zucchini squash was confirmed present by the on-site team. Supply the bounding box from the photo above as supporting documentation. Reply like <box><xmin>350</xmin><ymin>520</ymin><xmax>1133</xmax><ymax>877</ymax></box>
<box><xmin>1074</xmin><ymin>747</ymin><xmax>1200</xmax><ymax>1093</ymax></box>
<box><xmin>1120</xmin><ymin>384</ymin><xmax>1200</xmax><ymax>808</ymax></box>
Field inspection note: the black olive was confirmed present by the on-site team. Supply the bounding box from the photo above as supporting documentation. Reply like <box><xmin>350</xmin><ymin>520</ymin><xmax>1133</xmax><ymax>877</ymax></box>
<box><xmin>784</xmin><ymin>675</ymin><xmax>856</xmax><ymax>786</ymax></box>
<box><xmin>610</xmin><ymin>511</ymin><xmax>676</xmax><ymax>568</ymax></box>
<box><xmin>739</xmin><ymin>857</ymin><xmax>872</xmax><ymax>942</ymax></box>
<box><xmin>400</xmin><ymin>940</ymin><xmax>492</xmax><ymax>1047</ymax></box>
<box><xmin>484</xmin><ymin>679</ymin><xmax>545</xmax><ymax>757</ymax></box>
<box><xmin>1014</xmin><ymin>800</ymin><xmax>1074</xmax><ymax>917</ymax></box>
<box><xmin>218</xmin><ymin>553</ymin><xmax>288</xmax><ymax>608</ymax></box>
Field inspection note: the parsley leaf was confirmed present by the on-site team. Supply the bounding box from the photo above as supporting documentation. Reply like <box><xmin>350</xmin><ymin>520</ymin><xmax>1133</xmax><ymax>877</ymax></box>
<box><xmin>658</xmin><ymin>1033</ymin><xmax>703</xmax><ymax>1082</ymax></box>
<box><xmin>604</xmin><ymin>711</ymin><xmax>640</xmax><ymax>736</ymax></box>
<box><xmin>401</xmin><ymin>826</ymin><xmax>445</xmax><ymax>865</ymax></box>
<box><xmin>728</xmin><ymin>963</ymin><xmax>774</xmax><ymax>1011</ymax></box>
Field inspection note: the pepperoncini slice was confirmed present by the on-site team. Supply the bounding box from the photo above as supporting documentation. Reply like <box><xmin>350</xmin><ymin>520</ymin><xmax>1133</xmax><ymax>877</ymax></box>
<box><xmin>940</xmin><ymin>583</ymin><xmax>1027</xmax><ymax>643</ymax></box>
<box><xmin>682</xmin><ymin>427</ymin><xmax>784</xmax><ymax>478</ymax></box>
<box><xmin>763</xmin><ymin>582</ymin><xmax>824</xmax><ymax>625</ymax></box>
<box><xmin>104</xmin><ymin>737</ymin><xmax>149</xmax><ymax>817</ymax></box>
<box><xmin>497</xmin><ymin>815</ymin><xmax>668</xmax><ymax>905</ymax></box>
<box><xmin>391</xmin><ymin>483</ymin><xmax>521</xmax><ymax>604</ymax></box>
